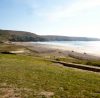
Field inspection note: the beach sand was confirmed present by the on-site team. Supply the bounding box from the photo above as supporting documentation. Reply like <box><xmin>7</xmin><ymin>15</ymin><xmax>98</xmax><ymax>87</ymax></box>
<box><xmin>12</xmin><ymin>42</ymin><xmax>100</xmax><ymax>60</ymax></box>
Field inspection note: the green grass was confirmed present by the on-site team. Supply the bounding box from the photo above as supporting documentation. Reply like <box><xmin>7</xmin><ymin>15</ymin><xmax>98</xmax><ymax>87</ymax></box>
<box><xmin>0</xmin><ymin>54</ymin><xmax>100</xmax><ymax>98</ymax></box>
<box><xmin>55</xmin><ymin>57</ymin><xmax>100</xmax><ymax>67</ymax></box>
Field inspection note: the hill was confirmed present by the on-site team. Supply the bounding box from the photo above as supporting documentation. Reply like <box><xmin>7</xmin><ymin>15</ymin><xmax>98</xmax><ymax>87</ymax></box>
<box><xmin>0</xmin><ymin>29</ymin><xmax>100</xmax><ymax>42</ymax></box>
<box><xmin>0</xmin><ymin>29</ymin><xmax>45</xmax><ymax>42</ymax></box>
<box><xmin>42</xmin><ymin>35</ymin><xmax>100</xmax><ymax>41</ymax></box>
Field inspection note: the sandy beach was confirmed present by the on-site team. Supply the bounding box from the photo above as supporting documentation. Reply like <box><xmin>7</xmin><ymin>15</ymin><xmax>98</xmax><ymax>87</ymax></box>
<box><xmin>12</xmin><ymin>42</ymin><xmax>100</xmax><ymax>60</ymax></box>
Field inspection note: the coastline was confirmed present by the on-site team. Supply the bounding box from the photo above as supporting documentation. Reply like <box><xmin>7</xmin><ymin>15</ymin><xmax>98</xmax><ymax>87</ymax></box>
<box><xmin>12</xmin><ymin>42</ymin><xmax>100</xmax><ymax>60</ymax></box>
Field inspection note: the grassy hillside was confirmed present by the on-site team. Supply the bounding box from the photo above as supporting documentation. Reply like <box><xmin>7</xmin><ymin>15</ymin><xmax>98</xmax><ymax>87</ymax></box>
<box><xmin>0</xmin><ymin>54</ymin><xmax>100</xmax><ymax>98</ymax></box>
<box><xmin>0</xmin><ymin>29</ymin><xmax>45</xmax><ymax>42</ymax></box>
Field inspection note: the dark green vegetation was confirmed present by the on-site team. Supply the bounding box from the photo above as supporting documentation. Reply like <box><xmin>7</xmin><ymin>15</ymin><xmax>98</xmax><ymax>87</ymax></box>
<box><xmin>0</xmin><ymin>44</ymin><xmax>100</xmax><ymax>98</ymax></box>
<box><xmin>0</xmin><ymin>54</ymin><xmax>100</xmax><ymax>98</ymax></box>
<box><xmin>0</xmin><ymin>29</ymin><xmax>100</xmax><ymax>42</ymax></box>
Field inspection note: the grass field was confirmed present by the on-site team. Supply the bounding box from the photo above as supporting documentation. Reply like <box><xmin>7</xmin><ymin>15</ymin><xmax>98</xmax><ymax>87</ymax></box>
<box><xmin>0</xmin><ymin>54</ymin><xmax>100</xmax><ymax>98</ymax></box>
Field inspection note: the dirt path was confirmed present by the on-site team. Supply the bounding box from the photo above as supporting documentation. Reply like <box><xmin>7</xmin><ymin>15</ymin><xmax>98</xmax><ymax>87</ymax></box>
<box><xmin>50</xmin><ymin>60</ymin><xmax>100</xmax><ymax>72</ymax></box>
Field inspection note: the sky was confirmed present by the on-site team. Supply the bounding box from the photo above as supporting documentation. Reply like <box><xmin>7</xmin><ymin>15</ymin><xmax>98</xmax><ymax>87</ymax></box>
<box><xmin>0</xmin><ymin>0</ymin><xmax>100</xmax><ymax>38</ymax></box>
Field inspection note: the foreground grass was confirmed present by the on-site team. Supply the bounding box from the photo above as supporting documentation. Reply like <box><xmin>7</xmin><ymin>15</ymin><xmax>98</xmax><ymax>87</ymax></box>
<box><xmin>0</xmin><ymin>54</ymin><xmax>100</xmax><ymax>98</ymax></box>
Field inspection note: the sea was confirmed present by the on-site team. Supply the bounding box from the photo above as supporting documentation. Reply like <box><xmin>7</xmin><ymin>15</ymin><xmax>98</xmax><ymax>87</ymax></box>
<box><xmin>35</xmin><ymin>41</ymin><xmax>100</xmax><ymax>56</ymax></box>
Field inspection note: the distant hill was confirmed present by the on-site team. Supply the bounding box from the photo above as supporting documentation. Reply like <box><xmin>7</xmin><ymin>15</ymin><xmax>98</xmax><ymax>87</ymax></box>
<box><xmin>42</xmin><ymin>35</ymin><xmax>100</xmax><ymax>41</ymax></box>
<box><xmin>0</xmin><ymin>29</ymin><xmax>100</xmax><ymax>42</ymax></box>
<box><xmin>0</xmin><ymin>29</ymin><xmax>45</xmax><ymax>42</ymax></box>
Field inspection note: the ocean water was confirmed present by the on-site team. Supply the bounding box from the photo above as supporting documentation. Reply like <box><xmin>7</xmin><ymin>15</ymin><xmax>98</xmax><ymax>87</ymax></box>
<box><xmin>35</xmin><ymin>41</ymin><xmax>100</xmax><ymax>56</ymax></box>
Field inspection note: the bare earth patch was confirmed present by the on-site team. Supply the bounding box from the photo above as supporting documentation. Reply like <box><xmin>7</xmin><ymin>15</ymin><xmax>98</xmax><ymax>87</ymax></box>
<box><xmin>0</xmin><ymin>83</ymin><xmax>32</xmax><ymax>98</ymax></box>
<box><xmin>37</xmin><ymin>91</ymin><xmax>54</xmax><ymax>98</ymax></box>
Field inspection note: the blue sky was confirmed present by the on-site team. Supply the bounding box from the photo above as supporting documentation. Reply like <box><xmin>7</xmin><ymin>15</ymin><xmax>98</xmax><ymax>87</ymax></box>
<box><xmin>0</xmin><ymin>0</ymin><xmax>100</xmax><ymax>38</ymax></box>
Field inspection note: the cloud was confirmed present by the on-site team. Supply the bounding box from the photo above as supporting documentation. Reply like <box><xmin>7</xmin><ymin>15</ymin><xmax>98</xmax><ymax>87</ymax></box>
<box><xmin>37</xmin><ymin>0</ymin><xmax>100</xmax><ymax>21</ymax></box>
<box><xmin>8</xmin><ymin>0</ymin><xmax>100</xmax><ymax>38</ymax></box>
<box><xmin>10</xmin><ymin>0</ymin><xmax>100</xmax><ymax>22</ymax></box>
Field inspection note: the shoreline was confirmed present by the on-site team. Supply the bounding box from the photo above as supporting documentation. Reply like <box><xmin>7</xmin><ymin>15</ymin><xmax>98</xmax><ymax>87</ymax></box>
<box><xmin>32</xmin><ymin>42</ymin><xmax>100</xmax><ymax>57</ymax></box>
<box><xmin>12</xmin><ymin>42</ymin><xmax>100</xmax><ymax>60</ymax></box>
